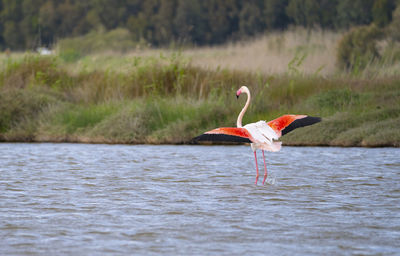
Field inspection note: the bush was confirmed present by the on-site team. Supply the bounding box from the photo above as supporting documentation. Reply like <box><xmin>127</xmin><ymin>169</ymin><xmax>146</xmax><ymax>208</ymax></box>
<box><xmin>388</xmin><ymin>5</ymin><xmax>400</xmax><ymax>42</ymax></box>
<box><xmin>1</xmin><ymin>56</ymin><xmax>69</xmax><ymax>89</ymax></box>
<box><xmin>57</xmin><ymin>28</ymin><xmax>140</xmax><ymax>59</ymax></box>
<box><xmin>0</xmin><ymin>88</ymin><xmax>57</xmax><ymax>133</ymax></box>
<box><xmin>59</xmin><ymin>48</ymin><xmax>81</xmax><ymax>62</ymax></box>
<box><xmin>337</xmin><ymin>25</ymin><xmax>384</xmax><ymax>71</ymax></box>
<box><xmin>372</xmin><ymin>0</ymin><xmax>395</xmax><ymax>28</ymax></box>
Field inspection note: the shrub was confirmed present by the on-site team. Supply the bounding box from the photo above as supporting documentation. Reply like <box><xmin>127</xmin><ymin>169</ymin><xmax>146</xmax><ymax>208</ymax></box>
<box><xmin>57</xmin><ymin>28</ymin><xmax>140</xmax><ymax>59</ymax></box>
<box><xmin>388</xmin><ymin>5</ymin><xmax>400</xmax><ymax>42</ymax></box>
<box><xmin>1</xmin><ymin>55</ymin><xmax>73</xmax><ymax>90</ymax></box>
<box><xmin>59</xmin><ymin>48</ymin><xmax>81</xmax><ymax>62</ymax></box>
<box><xmin>337</xmin><ymin>25</ymin><xmax>384</xmax><ymax>71</ymax></box>
<box><xmin>0</xmin><ymin>88</ymin><xmax>57</xmax><ymax>133</ymax></box>
<box><xmin>372</xmin><ymin>0</ymin><xmax>395</xmax><ymax>28</ymax></box>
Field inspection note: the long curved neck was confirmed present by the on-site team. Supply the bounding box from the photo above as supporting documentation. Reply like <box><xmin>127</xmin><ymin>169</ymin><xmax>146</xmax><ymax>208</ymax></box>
<box><xmin>237</xmin><ymin>89</ymin><xmax>251</xmax><ymax>128</ymax></box>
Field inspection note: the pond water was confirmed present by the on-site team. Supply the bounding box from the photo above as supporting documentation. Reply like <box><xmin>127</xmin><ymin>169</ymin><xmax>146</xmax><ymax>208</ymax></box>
<box><xmin>0</xmin><ymin>143</ymin><xmax>399</xmax><ymax>255</ymax></box>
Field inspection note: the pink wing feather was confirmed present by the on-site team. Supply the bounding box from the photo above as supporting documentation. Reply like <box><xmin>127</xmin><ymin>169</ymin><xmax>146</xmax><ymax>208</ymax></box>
<box><xmin>267</xmin><ymin>115</ymin><xmax>320</xmax><ymax>137</ymax></box>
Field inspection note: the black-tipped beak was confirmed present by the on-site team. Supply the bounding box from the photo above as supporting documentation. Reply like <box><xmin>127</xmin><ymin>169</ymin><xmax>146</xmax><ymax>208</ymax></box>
<box><xmin>236</xmin><ymin>95</ymin><xmax>239</xmax><ymax>99</ymax></box>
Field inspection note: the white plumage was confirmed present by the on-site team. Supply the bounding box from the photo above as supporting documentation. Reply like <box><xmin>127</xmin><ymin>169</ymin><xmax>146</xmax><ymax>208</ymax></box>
<box><xmin>244</xmin><ymin>121</ymin><xmax>282</xmax><ymax>152</ymax></box>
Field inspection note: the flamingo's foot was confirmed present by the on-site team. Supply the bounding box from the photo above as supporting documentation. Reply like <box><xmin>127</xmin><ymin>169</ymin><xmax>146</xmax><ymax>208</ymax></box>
<box><xmin>255</xmin><ymin>175</ymin><xmax>259</xmax><ymax>185</ymax></box>
<box><xmin>262</xmin><ymin>174</ymin><xmax>267</xmax><ymax>185</ymax></box>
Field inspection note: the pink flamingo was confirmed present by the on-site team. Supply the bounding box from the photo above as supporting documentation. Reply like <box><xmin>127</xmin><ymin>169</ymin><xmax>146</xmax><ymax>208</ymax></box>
<box><xmin>195</xmin><ymin>86</ymin><xmax>321</xmax><ymax>185</ymax></box>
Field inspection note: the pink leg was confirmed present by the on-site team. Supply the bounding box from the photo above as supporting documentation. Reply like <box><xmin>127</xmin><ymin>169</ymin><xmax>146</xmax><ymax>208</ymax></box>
<box><xmin>262</xmin><ymin>150</ymin><xmax>268</xmax><ymax>185</ymax></box>
<box><xmin>254</xmin><ymin>151</ymin><xmax>259</xmax><ymax>185</ymax></box>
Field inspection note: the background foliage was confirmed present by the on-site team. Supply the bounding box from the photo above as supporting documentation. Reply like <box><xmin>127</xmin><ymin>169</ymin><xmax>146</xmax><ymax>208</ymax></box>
<box><xmin>0</xmin><ymin>1</ymin><xmax>400</xmax><ymax>146</ymax></box>
<box><xmin>0</xmin><ymin>54</ymin><xmax>399</xmax><ymax>146</ymax></box>
<box><xmin>0</xmin><ymin>0</ymin><xmax>398</xmax><ymax>50</ymax></box>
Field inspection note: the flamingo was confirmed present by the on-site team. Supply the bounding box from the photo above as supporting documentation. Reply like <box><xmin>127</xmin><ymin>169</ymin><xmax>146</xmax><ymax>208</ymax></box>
<box><xmin>194</xmin><ymin>86</ymin><xmax>321</xmax><ymax>185</ymax></box>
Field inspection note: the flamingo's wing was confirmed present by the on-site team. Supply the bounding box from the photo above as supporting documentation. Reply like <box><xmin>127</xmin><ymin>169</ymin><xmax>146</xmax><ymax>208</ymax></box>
<box><xmin>193</xmin><ymin>127</ymin><xmax>252</xmax><ymax>143</ymax></box>
<box><xmin>267</xmin><ymin>115</ymin><xmax>321</xmax><ymax>137</ymax></box>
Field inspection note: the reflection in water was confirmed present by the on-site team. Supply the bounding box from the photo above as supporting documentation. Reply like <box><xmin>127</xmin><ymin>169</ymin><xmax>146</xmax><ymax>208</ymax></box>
<box><xmin>0</xmin><ymin>143</ymin><xmax>399</xmax><ymax>255</ymax></box>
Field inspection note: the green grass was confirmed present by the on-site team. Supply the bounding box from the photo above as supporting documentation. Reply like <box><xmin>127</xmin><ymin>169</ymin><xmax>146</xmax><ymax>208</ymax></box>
<box><xmin>0</xmin><ymin>54</ymin><xmax>399</xmax><ymax>147</ymax></box>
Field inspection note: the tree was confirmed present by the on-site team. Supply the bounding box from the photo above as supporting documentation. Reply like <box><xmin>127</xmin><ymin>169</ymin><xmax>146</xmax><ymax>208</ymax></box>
<box><xmin>92</xmin><ymin>0</ymin><xmax>127</xmax><ymax>29</ymax></box>
<box><xmin>126</xmin><ymin>13</ymin><xmax>148</xmax><ymax>42</ymax></box>
<box><xmin>388</xmin><ymin>4</ymin><xmax>400</xmax><ymax>41</ymax></box>
<box><xmin>1</xmin><ymin>0</ymin><xmax>24</xmax><ymax>49</ymax></box>
<box><xmin>372</xmin><ymin>0</ymin><xmax>396</xmax><ymax>27</ymax></box>
<box><xmin>3</xmin><ymin>21</ymin><xmax>24</xmax><ymax>49</ymax></box>
<box><xmin>174</xmin><ymin>0</ymin><xmax>207</xmax><ymax>45</ymax></box>
<box><xmin>264</xmin><ymin>0</ymin><xmax>289</xmax><ymax>30</ymax></box>
<box><xmin>318</xmin><ymin>0</ymin><xmax>338</xmax><ymax>29</ymax></box>
<box><xmin>20</xmin><ymin>0</ymin><xmax>42</xmax><ymax>49</ymax></box>
<box><xmin>286</xmin><ymin>0</ymin><xmax>320</xmax><ymax>28</ymax></box>
<box><xmin>238</xmin><ymin>1</ymin><xmax>264</xmax><ymax>36</ymax></box>
<box><xmin>0</xmin><ymin>0</ymin><xmax>394</xmax><ymax>50</ymax></box>
<box><xmin>38</xmin><ymin>0</ymin><xmax>57</xmax><ymax>47</ymax></box>
<box><xmin>336</xmin><ymin>0</ymin><xmax>375</xmax><ymax>28</ymax></box>
<box><xmin>203</xmin><ymin>0</ymin><xmax>239</xmax><ymax>43</ymax></box>
<box><xmin>0</xmin><ymin>2</ymin><xmax>3</xmax><ymax>49</ymax></box>
<box><xmin>153</xmin><ymin>0</ymin><xmax>177</xmax><ymax>45</ymax></box>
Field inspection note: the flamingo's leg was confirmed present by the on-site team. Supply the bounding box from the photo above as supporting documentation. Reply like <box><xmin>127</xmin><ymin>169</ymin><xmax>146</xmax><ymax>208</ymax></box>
<box><xmin>262</xmin><ymin>150</ymin><xmax>268</xmax><ymax>185</ymax></box>
<box><xmin>254</xmin><ymin>151</ymin><xmax>259</xmax><ymax>185</ymax></box>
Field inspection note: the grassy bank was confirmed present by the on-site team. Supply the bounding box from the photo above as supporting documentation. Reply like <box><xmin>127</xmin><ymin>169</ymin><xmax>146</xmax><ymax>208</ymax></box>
<box><xmin>0</xmin><ymin>53</ymin><xmax>399</xmax><ymax>147</ymax></box>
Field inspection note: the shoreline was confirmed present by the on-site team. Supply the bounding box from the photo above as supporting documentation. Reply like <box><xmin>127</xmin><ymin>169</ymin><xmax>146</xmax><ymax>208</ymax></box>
<box><xmin>0</xmin><ymin>139</ymin><xmax>398</xmax><ymax>148</ymax></box>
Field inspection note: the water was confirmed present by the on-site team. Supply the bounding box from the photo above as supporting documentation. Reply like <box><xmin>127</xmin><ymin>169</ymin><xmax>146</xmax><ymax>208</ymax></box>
<box><xmin>0</xmin><ymin>143</ymin><xmax>399</xmax><ymax>255</ymax></box>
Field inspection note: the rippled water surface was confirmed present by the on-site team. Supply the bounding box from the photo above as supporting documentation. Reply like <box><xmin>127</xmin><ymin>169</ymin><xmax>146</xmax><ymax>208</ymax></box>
<box><xmin>1</xmin><ymin>143</ymin><xmax>399</xmax><ymax>255</ymax></box>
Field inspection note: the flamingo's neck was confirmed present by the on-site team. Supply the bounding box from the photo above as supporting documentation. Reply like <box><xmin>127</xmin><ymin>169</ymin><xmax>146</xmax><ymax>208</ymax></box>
<box><xmin>237</xmin><ymin>89</ymin><xmax>251</xmax><ymax>128</ymax></box>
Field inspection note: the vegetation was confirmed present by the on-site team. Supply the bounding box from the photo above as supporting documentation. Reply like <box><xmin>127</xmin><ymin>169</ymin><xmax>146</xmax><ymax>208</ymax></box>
<box><xmin>0</xmin><ymin>50</ymin><xmax>399</xmax><ymax>147</ymax></box>
<box><xmin>0</xmin><ymin>0</ymin><xmax>397</xmax><ymax>50</ymax></box>
<box><xmin>1</xmin><ymin>0</ymin><xmax>400</xmax><ymax>148</ymax></box>
<box><xmin>337</xmin><ymin>25</ymin><xmax>383</xmax><ymax>70</ymax></box>
<box><xmin>52</xmin><ymin>28</ymin><xmax>399</xmax><ymax>77</ymax></box>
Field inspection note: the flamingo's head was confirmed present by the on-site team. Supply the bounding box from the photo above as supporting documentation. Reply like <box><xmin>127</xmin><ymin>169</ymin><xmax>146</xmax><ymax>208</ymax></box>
<box><xmin>236</xmin><ymin>86</ymin><xmax>249</xmax><ymax>99</ymax></box>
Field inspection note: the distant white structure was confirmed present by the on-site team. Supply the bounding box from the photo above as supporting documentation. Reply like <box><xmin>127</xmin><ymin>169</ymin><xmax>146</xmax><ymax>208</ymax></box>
<box><xmin>37</xmin><ymin>47</ymin><xmax>53</xmax><ymax>55</ymax></box>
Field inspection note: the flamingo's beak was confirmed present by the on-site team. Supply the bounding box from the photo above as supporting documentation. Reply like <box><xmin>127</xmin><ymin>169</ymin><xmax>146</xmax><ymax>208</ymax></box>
<box><xmin>236</xmin><ymin>89</ymin><xmax>241</xmax><ymax>99</ymax></box>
